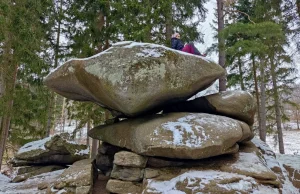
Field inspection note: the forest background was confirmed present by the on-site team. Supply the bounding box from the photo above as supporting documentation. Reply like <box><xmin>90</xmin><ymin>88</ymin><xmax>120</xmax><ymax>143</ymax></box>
<box><xmin>0</xmin><ymin>0</ymin><xmax>300</xmax><ymax>170</ymax></box>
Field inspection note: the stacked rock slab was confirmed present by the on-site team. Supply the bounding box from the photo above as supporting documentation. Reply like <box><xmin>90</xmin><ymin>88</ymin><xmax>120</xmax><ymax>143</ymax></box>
<box><xmin>11</xmin><ymin>134</ymin><xmax>89</xmax><ymax>184</ymax></box>
<box><xmin>100</xmin><ymin>140</ymin><xmax>299</xmax><ymax>193</ymax></box>
<box><xmin>44</xmin><ymin>41</ymin><xmax>299</xmax><ymax>193</ymax></box>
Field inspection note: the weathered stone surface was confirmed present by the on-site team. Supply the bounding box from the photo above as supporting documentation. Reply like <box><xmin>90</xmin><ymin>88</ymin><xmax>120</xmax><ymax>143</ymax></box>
<box><xmin>89</xmin><ymin>113</ymin><xmax>252</xmax><ymax>159</ymax></box>
<box><xmin>76</xmin><ymin>186</ymin><xmax>91</xmax><ymax>194</ymax></box>
<box><xmin>12</xmin><ymin>165</ymin><xmax>65</xmax><ymax>183</ymax></box>
<box><xmin>106</xmin><ymin>179</ymin><xmax>142</xmax><ymax>194</ymax></box>
<box><xmin>54</xmin><ymin>159</ymin><xmax>93</xmax><ymax>190</ymax></box>
<box><xmin>111</xmin><ymin>164</ymin><xmax>144</xmax><ymax>182</ymax></box>
<box><xmin>252</xmin><ymin>138</ymin><xmax>300</xmax><ymax>193</ymax></box>
<box><xmin>143</xmin><ymin>169</ymin><xmax>280</xmax><ymax>194</ymax></box>
<box><xmin>206</xmin><ymin>90</ymin><xmax>256</xmax><ymax>126</ymax></box>
<box><xmin>13</xmin><ymin>135</ymin><xmax>89</xmax><ymax>166</ymax></box>
<box><xmin>220</xmin><ymin>142</ymin><xmax>279</xmax><ymax>187</ymax></box>
<box><xmin>45</xmin><ymin>41</ymin><xmax>225</xmax><ymax>117</ymax></box>
<box><xmin>277</xmin><ymin>154</ymin><xmax>300</xmax><ymax>189</ymax></box>
<box><xmin>142</xmin><ymin>143</ymin><xmax>280</xmax><ymax>188</ymax></box>
<box><xmin>15</xmin><ymin>166</ymin><xmax>45</xmax><ymax>175</ymax></box>
<box><xmin>114</xmin><ymin>151</ymin><xmax>148</xmax><ymax>168</ymax></box>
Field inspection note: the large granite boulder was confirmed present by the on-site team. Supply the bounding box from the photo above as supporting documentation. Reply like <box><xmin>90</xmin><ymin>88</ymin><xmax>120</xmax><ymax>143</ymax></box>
<box><xmin>13</xmin><ymin>135</ymin><xmax>89</xmax><ymax>166</ymax></box>
<box><xmin>44</xmin><ymin>41</ymin><xmax>225</xmax><ymax>117</ymax></box>
<box><xmin>162</xmin><ymin>90</ymin><xmax>256</xmax><ymax>126</ymax></box>
<box><xmin>206</xmin><ymin>90</ymin><xmax>256</xmax><ymax>125</ymax></box>
<box><xmin>89</xmin><ymin>113</ymin><xmax>253</xmax><ymax>159</ymax></box>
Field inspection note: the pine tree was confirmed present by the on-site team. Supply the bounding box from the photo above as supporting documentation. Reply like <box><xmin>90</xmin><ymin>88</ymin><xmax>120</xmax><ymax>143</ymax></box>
<box><xmin>0</xmin><ymin>0</ymin><xmax>53</xmax><ymax>168</ymax></box>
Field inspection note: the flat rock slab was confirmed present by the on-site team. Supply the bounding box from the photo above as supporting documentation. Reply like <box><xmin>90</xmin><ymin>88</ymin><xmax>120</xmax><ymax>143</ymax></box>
<box><xmin>53</xmin><ymin>159</ymin><xmax>93</xmax><ymax>190</ymax></box>
<box><xmin>89</xmin><ymin>113</ymin><xmax>252</xmax><ymax>159</ymax></box>
<box><xmin>44</xmin><ymin>41</ymin><xmax>224</xmax><ymax>117</ymax></box>
<box><xmin>13</xmin><ymin>135</ymin><xmax>89</xmax><ymax>166</ymax></box>
<box><xmin>143</xmin><ymin>169</ymin><xmax>280</xmax><ymax>194</ymax></box>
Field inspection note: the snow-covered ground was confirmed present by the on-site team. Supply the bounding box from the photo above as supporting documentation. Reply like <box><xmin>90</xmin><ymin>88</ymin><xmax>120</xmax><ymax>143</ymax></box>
<box><xmin>266</xmin><ymin>130</ymin><xmax>300</xmax><ymax>155</ymax></box>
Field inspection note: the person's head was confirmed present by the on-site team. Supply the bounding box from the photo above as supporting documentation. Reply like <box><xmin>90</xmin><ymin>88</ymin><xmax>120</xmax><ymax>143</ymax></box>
<box><xmin>172</xmin><ymin>32</ymin><xmax>181</xmax><ymax>39</ymax></box>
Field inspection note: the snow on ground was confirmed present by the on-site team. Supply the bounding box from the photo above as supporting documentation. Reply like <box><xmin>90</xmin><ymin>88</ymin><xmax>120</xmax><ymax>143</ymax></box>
<box><xmin>266</xmin><ymin>130</ymin><xmax>300</xmax><ymax>155</ymax></box>
<box><xmin>0</xmin><ymin>170</ymin><xmax>64</xmax><ymax>194</ymax></box>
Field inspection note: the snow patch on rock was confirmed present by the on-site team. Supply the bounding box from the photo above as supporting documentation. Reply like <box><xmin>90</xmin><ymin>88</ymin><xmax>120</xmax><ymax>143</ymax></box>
<box><xmin>17</xmin><ymin>137</ymin><xmax>51</xmax><ymax>154</ymax></box>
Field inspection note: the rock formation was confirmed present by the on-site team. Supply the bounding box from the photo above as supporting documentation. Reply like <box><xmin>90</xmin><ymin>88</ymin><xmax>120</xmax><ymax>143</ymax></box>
<box><xmin>8</xmin><ymin>134</ymin><xmax>94</xmax><ymax>194</ymax></box>
<box><xmin>43</xmin><ymin>41</ymin><xmax>299</xmax><ymax>193</ymax></box>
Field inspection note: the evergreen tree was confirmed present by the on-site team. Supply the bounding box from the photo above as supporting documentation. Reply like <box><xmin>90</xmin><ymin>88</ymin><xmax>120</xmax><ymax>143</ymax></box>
<box><xmin>0</xmin><ymin>0</ymin><xmax>53</xmax><ymax>168</ymax></box>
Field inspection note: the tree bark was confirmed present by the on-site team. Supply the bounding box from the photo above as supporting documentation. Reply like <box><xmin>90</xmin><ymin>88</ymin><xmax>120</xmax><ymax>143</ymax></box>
<box><xmin>46</xmin><ymin>0</ymin><xmax>63</xmax><ymax>136</ymax></box>
<box><xmin>91</xmin><ymin>139</ymin><xmax>98</xmax><ymax>159</ymax></box>
<box><xmin>217</xmin><ymin>0</ymin><xmax>227</xmax><ymax>91</ymax></box>
<box><xmin>252</xmin><ymin>56</ymin><xmax>262</xmax><ymax>134</ymax></box>
<box><xmin>270</xmin><ymin>58</ymin><xmax>285</xmax><ymax>154</ymax></box>
<box><xmin>259</xmin><ymin>61</ymin><xmax>267</xmax><ymax>142</ymax></box>
<box><xmin>165</xmin><ymin>2</ymin><xmax>173</xmax><ymax>46</ymax></box>
<box><xmin>86</xmin><ymin>120</ymin><xmax>91</xmax><ymax>146</ymax></box>
<box><xmin>0</xmin><ymin>62</ymin><xmax>18</xmax><ymax>170</ymax></box>
<box><xmin>238</xmin><ymin>56</ymin><xmax>245</xmax><ymax>90</ymax></box>
<box><xmin>296</xmin><ymin>109</ymin><xmax>300</xmax><ymax>130</ymax></box>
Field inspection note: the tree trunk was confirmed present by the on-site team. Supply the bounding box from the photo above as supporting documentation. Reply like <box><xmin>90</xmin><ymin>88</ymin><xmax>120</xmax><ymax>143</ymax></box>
<box><xmin>217</xmin><ymin>0</ymin><xmax>226</xmax><ymax>91</ymax></box>
<box><xmin>252</xmin><ymin>56</ymin><xmax>261</xmax><ymax>133</ymax></box>
<box><xmin>46</xmin><ymin>92</ymin><xmax>55</xmax><ymax>137</ymax></box>
<box><xmin>165</xmin><ymin>2</ymin><xmax>173</xmax><ymax>46</ymax></box>
<box><xmin>60</xmin><ymin>97</ymin><xmax>66</xmax><ymax>133</ymax></box>
<box><xmin>91</xmin><ymin>139</ymin><xmax>98</xmax><ymax>159</ymax></box>
<box><xmin>238</xmin><ymin>56</ymin><xmax>245</xmax><ymax>90</ymax></box>
<box><xmin>0</xmin><ymin>63</ymin><xmax>18</xmax><ymax>170</ymax></box>
<box><xmin>46</xmin><ymin>0</ymin><xmax>63</xmax><ymax>136</ymax></box>
<box><xmin>259</xmin><ymin>61</ymin><xmax>267</xmax><ymax>142</ymax></box>
<box><xmin>270</xmin><ymin>58</ymin><xmax>285</xmax><ymax>154</ymax></box>
<box><xmin>296</xmin><ymin>109</ymin><xmax>300</xmax><ymax>130</ymax></box>
<box><xmin>86</xmin><ymin>120</ymin><xmax>91</xmax><ymax>146</ymax></box>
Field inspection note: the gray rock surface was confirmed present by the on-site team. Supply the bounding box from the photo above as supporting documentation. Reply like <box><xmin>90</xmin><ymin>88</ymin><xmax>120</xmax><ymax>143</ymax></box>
<box><xmin>206</xmin><ymin>90</ymin><xmax>256</xmax><ymax>125</ymax></box>
<box><xmin>89</xmin><ymin>113</ymin><xmax>253</xmax><ymax>159</ymax></box>
<box><xmin>111</xmin><ymin>165</ymin><xmax>144</xmax><ymax>182</ymax></box>
<box><xmin>53</xmin><ymin>159</ymin><xmax>94</xmax><ymax>190</ymax></box>
<box><xmin>106</xmin><ymin>179</ymin><xmax>142</xmax><ymax>193</ymax></box>
<box><xmin>114</xmin><ymin>151</ymin><xmax>148</xmax><ymax>168</ymax></box>
<box><xmin>45</xmin><ymin>41</ymin><xmax>224</xmax><ymax>117</ymax></box>
<box><xmin>13</xmin><ymin>135</ymin><xmax>89</xmax><ymax>166</ymax></box>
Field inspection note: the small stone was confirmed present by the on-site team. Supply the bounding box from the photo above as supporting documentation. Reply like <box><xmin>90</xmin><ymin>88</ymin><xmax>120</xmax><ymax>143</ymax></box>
<box><xmin>106</xmin><ymin>179</ymin><xmax>142</xmax><ymax>194</ymax></box>
<box><xmin>76</xmin><ymin>186</ymin><xmax>91</xmax><ymax>194</ymax></box>
<box><xmin>144</xmin><ymin>168</ymin><xmax>160</xmax><ymax>179</ymax></box>
<box><xmin>114</xmin><ymin>151</ymin><xmax>148</xmax><ymax>168</ymax></box>
<box><xmin>110</xmin><ymin>164</ymin><xmax>144</xmax><ymax>182</ymax></box>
